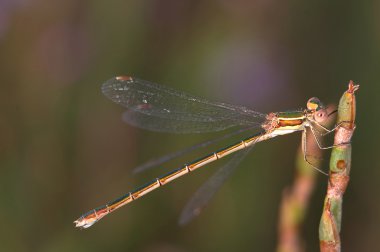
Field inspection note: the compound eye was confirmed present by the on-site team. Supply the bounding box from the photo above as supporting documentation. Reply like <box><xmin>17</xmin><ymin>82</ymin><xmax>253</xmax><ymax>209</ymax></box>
<box><xmin>307</xmin><ymin>97</ymin><xmax>323</xmax><ymax>111</ymax></box>
<box><xmin>314</xmin><ymin>109</ymin><xmax>328</xmax><ymax>123</ymax></box>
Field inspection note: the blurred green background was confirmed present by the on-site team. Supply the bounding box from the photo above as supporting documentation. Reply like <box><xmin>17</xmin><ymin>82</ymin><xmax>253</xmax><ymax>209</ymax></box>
<box><xmin>0</xmin><ymin>1</ymin><xmax>378</xmax><ymax>251</ymax></box>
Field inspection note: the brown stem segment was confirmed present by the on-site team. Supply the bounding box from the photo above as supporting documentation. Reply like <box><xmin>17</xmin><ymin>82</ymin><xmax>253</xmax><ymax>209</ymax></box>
<box><xmin>319</xmin><ymin>81</ymin><xmax>359</xmax><ymax>252</ymax></box>
<box><xmin>277</xmin><ymin>135</ymin><xmax>319</xmax><ymax>252</ymax></box>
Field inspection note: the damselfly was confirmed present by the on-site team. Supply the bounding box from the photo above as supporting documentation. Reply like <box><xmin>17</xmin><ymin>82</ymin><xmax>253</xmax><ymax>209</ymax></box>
<box><xmin>74</xmin><ymin>76</ymin><xmax>334</xmax><ymax>229</ymax></box>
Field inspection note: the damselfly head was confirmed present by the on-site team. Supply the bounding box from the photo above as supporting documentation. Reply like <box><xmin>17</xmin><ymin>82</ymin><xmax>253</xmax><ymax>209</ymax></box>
<box><xmin>314</xmin><ymin>108</ymin><xmax>328</xmax><ymax>123</ymax></box>
<box><xmin>307</xmin><ymin>97</ymin><xmax>328</xmax><ymax>123</ymax></box>
<box><xmin>307</xmin><ymin>97</ymin><xmax>324</xmax><ymax>111</ymax></box>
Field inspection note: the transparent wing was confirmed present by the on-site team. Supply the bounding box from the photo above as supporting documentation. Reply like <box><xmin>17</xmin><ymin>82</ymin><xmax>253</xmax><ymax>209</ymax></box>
<box><xmin>133</xmin><ymin>126</ymin><xmax>258</xmax><ymax>174</ymax></box>
<box><xmin>102</xmin><ymin>76</ymin><xmax>266</xmax><ymax>133</ymax></box>
<box><xmin>121</xmin><ymin>110</ymin><xmax>245</xmax><ymax>133</ymax></box>
<box><xmin>178</xmin><ymin>146</ymin><xmax>254</xmax><ymax>226</ymax></box>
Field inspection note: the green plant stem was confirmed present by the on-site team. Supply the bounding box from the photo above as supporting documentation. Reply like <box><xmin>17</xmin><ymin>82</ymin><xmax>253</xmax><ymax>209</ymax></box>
<box><xmin>319</xmin><ymin>81</ymin><xmax>359</xmax><ymax>252</ymax></box>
